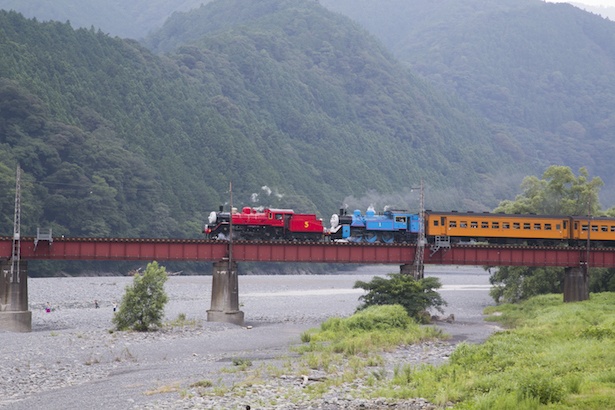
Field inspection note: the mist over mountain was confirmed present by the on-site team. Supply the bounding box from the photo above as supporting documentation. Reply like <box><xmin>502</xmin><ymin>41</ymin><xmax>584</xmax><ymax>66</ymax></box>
<box><xmin>321</xmin><ymin>0</ymin><xmax>615</xmax><ymax>204</ymax></box>
<box><xmin>570</xmin><ymin>2</ymin><xmax>615</xmax><ymax>20</ymax></box>
<box><xmin>0</xmin><ymin>0</ymin><xmax>210</xmax><ymax>39</ymax></box>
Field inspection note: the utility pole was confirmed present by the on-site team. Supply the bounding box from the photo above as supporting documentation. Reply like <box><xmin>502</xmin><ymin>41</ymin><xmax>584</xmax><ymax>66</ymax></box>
<box><xmin>0</xmin><ymin>165</ymin><xmax>32</xmax><ymax>331</ymax></box>
<box><xmin>10</xmin><ymin>166</ymin><xmax>21</xmax><ymax>284</ymax></box>
<box><xmin>412</xmin><ymin>179</ymin><xmax>425</xmax><ymax>279</ymax></box>
<box><xmin>585</xmin><ymin>198</ymin><xmax>591</xmax><ymax>282</ymax></box>
<box><xmin>228</xmin><ymin>180</ymin><xmax>233</xmax><ymax>271</ymax></box>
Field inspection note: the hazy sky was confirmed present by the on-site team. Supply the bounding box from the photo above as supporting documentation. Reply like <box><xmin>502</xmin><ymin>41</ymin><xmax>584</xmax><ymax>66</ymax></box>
<box><xmin>549</xmin><ymin>0</ymin><xmax>615</xmax><ymax>6</ymax></box>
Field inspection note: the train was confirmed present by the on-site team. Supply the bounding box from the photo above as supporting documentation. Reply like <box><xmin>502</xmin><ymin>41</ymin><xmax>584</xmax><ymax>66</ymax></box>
<box><xmin>204</xmin><ymin>206</ymin><xmax>615</xmax><ymax>246</ymax></box>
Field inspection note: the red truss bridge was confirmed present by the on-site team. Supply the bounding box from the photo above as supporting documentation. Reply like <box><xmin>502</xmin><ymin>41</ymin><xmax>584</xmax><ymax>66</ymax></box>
<box><xmin>0</xmin><ymin>236</ymin><xmax>613</xmax><ymax>267</ymax></box>
<box><xmin>1</xmin><ymin>236</ymin><xmax>608</xmax><ymax>332</ymax></box>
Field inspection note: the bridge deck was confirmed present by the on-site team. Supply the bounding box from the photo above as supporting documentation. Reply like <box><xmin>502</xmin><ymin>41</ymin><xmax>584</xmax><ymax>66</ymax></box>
<box><xmin>0</xmin><ymin>237</ymin><xmax>612</xmax><ymax>267</ymax></box>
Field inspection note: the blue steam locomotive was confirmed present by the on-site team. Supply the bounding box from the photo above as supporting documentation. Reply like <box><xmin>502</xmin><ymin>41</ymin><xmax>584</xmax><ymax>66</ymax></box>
<box><xmin>328</xmin><ymin>208</ymin><xmax>420</xmax><ymax>243</ymax></box>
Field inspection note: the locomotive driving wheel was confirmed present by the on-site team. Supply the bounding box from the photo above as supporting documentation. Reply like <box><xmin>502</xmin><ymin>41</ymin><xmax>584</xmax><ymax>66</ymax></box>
<box><xmin>380</xmin><ymin>232</ymin><xmax>394</xmax><ymax>243</ymax></box>
<box><xmin>364</xmin><ymin>232</ymin><xmax>378</xmax><ymax>243</ymax></box>
<box><xmin>349</xmin><ymin>232</ymin><xmax>363</xmax><ymax>242</ymax></box>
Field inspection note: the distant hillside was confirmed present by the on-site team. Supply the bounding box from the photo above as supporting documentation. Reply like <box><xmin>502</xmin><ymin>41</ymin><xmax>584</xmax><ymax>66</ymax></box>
<box><xmin>321</xmin><ymin>0</ymin><xmax>615</xmax><ymax>204</ymax></box>
<box><xmin>0</xmin><ymin>1</ymin><xmax>524</xmax><ymax>250</ymax></box>
<box><xmin>0</xmin><ymin>0</ymin><xmax>210</xmax><ymax>39</ymax></box>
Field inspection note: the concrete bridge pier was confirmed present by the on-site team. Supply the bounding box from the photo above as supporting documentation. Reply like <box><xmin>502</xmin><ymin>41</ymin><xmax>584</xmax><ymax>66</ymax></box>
<box><xmin>563</xmin><ymin>266</ymin><xmax>589</xmax><ymax>302</ymax></box>
<box><xmin>207</xmin><ymin>260</ymin><xmax>244</xmax><ymax>326</ymax></box>
<box><xmin>0</xmin><ymin>261</ymin><xmax>32</xmax><ymax>332</ymax></box>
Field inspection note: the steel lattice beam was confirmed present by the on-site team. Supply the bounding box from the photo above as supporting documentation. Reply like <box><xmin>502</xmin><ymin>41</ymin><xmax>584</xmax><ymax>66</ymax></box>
<box><xmin>2</xmin><ymin>237</ymin><xmax>615</xmax><ymax>267</ymax></box>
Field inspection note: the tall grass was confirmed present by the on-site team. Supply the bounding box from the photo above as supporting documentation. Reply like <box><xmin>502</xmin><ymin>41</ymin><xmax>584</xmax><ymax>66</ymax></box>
<box><xmin>376</xmin><ymin>292</ymin><xmax>615</xmax><ymax>409</ymax></box>
<box><xmin>299</xmin><ymin>304</ymin><xmax>444</xmax><ymax>356</ymax></box>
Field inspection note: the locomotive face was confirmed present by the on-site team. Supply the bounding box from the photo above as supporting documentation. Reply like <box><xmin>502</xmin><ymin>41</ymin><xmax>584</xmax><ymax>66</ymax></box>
<box><xmin>208</xmin><ymin>211</ymin><xmax>217</xmax><ymax>225</ymax></box>
<box><xmin>330</xmin><ymin>214</ymin><xmax>339</xmax><ymax>229</ymax></box>
<box><xmin>204</xmin><ymin>210</ymin><xmax>231</xmax><ymax>237</ymax></box>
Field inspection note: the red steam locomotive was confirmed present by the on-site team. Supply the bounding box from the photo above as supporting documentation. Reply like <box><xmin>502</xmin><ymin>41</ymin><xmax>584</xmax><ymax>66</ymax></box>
<box><xmin>204</xmin><ymin>206</ymin><xmax>324</xmax><ymax>241</ymax></box>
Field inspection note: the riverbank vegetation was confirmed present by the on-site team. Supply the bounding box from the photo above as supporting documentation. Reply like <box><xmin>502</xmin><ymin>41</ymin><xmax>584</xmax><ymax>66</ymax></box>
<box><xmin>397</xmin><ymin>295</ymin><xmax>614</xmax><ymax>408</ymax></box>
<box><xmin>185</xmin><ymin>294</ymin><xmax>614</xmax><ymax>408</ymax></box>
<box><xmin>295</xmin><ymin>294</ymin><xmax>615</xmax><ymax>409</ymax></box>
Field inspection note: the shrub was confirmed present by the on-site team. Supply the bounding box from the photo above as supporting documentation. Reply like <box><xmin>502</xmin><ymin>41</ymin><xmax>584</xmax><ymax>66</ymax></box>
<box><xmin>113</xmin><ymin>261</ymin><xmax>169</xmax><ymax>331</ymax></box>
<box><xmin>322</xmin><ymin>304</ymin><xmax>412</xmax><ymax>332</ymax></box>
<box><xmin>354</xmin><ymin>274</ymin><xmax>446</xmax><ymax>322</ymax></box>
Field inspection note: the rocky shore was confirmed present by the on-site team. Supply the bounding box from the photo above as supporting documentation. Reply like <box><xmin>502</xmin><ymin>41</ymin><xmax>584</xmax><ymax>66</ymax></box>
<box><xmin>0</xmin><ymin>266</ymin><xmax>497</xmax><ymax>409</ymax></box>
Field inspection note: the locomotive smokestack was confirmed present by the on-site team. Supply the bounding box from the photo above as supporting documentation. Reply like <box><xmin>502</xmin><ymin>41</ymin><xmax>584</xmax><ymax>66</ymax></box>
<box><xmin>219</xmin><ymin>205</ymin><xmax>224</xmax><ymax>212</ymax></box>
<box><xmin>339</xmin><ymin>208</ymin><xmax>345</xmax><ymax>216</ymax></box>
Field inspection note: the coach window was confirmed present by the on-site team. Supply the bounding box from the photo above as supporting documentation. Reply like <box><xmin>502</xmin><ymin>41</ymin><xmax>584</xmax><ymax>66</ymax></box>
<box><xmin>582</xmin><ymin>224</ymin><xmax>588</xmax><ymax>231</ymax></box>
<box><xmin>513</xmin><ymin>222</ymin><xmax>520</xmax><ymax>229</ymax></box>
<box><xmin>449</xmin><ymin>221</ymin><xmax>457</xmax><ymax>228</ymax></box>
<box><xmin>492</xmin><ymin>222</ymin><xmax>500</xmax><ymax>229</ymax></box>
<box><xmin>611</xmin><ymin>226</ymin><xmax>615</xmax><ymax>232</ymax></box>
<box><xmin>556</xmin><ymin>224</ymin><xmax>561</xmax><ymax>230</ymax></box>
<box><xmin>503</xmin><ymin>222</ymin><xmax>510</xmax><ymax>229</ymax></box>
<box><xmin>482</xmin><ymin>221</ymin><xmax>489</xmax><ymax>228</ymax></box>
<box><xmin>602</xmin><ymin>225</ymin><xmax>608</xmax><ymax>232</ymax></box>
<box><xmin>433</xmin><ymin>220</ymin><xmax>439</xmax><ymax>227</ymax></box>
<box><xmin>545</xmin><ymin>224</ymin><xmax>552</xmax><ymax>230</ymax></box>
<box><xmin>534</xmin><ymin>223</ymin><xmax>541</xmax><ymax>230</ymax></box>
<box><xmin>471</xmin><ymin>221</ymin><xmax>478</xmax><ymax>228</ymax></box>
<box><xmin>460</xmin><ymin>221</ymin><xmax>468</xmax><ymax>228</ymax></box>
<box><xmin>592</xmin><ymin>225</ymin><xmax>598</xmax><ymax>232</ymax></box>
<box><xmin>523</xmin><ymin>223</ymin><xmax>531</xmax><ymax>230</ymax></box>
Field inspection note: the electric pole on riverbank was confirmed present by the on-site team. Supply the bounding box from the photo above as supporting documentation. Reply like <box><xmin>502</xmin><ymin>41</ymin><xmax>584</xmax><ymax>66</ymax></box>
<box><xmin>10</xmin><ymin>165</ymin><xmax>21</xmax><ymax>285</ymax></box>
<box><xmin>412</xmin><ymin>179</ymin><xmax>425</xmax><ymax>279</ymax></box>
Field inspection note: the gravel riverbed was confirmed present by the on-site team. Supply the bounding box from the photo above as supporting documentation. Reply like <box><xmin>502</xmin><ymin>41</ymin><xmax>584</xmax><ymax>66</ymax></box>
<box><xmin>0</xmin><ymin>265</ymin><xmax>499</xmax><ymax>409</ymax></box>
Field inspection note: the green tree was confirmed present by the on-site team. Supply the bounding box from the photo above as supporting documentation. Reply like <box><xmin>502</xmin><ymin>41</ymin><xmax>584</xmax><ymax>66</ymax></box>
<box><xmin>354</xmin><ymin>274</ymin><xmax>446</xmax><ymax>323</ymax></box>
<box><xmin>489</xmin><ymin>266</ymin><xmax>564</xmax><ymax>304</ymax></box>
<box><xmin>489</xmin><ymin>166</ymin><xmax>606</xmax><ymax>303</ymax></box>
<box><xmin>113</xmin><ymin>261</ymin><xmax>169</xmax><ymax>331</ymax></box>
<box><xmin>494</xmin><ymin>166</ymin><xmax>602</xmax><ymax>216</ymax></box>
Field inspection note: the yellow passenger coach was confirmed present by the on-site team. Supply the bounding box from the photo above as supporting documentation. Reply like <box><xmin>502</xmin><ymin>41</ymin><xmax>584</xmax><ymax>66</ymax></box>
<box><xmin>425</xmin><ymin>211</ymin><xmax>570</xmax><ymax>245</ymax></box>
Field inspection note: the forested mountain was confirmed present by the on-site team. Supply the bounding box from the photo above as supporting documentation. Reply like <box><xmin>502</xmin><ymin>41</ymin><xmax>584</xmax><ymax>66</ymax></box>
<box><xmin>2</xmin><ymin>0</ymin><xmax>615</xmax><ymax>280</ymax></box>
<box><xmin>321</xmin><ymin>0</ymin><xmax>615</xmax><ymax>204</ymax></box>
<box><xmin>0</xmin><ymin>0</ymin><xmax>522</xmax><ymax>251</ymax></box>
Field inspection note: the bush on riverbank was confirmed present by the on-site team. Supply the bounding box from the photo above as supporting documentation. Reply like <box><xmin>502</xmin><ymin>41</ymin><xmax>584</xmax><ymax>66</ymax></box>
<box><xmin>300</xmin><ymin>304</ymin><xmax>444</xmax><ymax>355</ymax></box>
<box><xmin>374</xmin><ymin>292</ymin><xmax>615</xmax><ymax>409</ymax></box>
<box><xmin>113</xmin><ymin>261</ymin><xmax>169</xmax><ymax>331</ymax></box>
<box><xmin>353</xmin><ymin>274</ymin><xmax>446</xmax><ymax>323</ymax></box>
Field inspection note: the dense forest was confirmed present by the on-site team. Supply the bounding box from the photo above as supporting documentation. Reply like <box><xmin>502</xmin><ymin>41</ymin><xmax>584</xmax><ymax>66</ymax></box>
<box><xmin>2</xmin><ymin>0</ymin><xmax>615</xmax><ymax>274</ymax></box>
<box><xmin>0</xmin><ymin>2</ymin><xmax>524</xmax><ymax>239</ymax></box>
